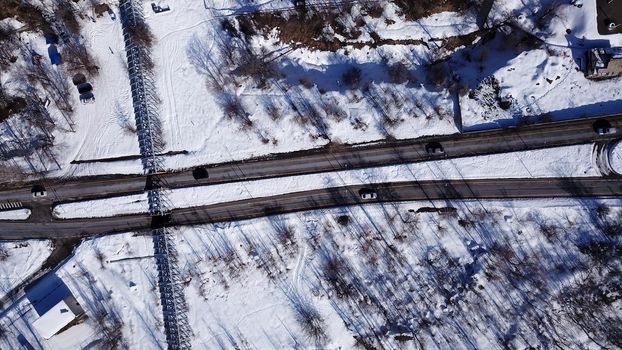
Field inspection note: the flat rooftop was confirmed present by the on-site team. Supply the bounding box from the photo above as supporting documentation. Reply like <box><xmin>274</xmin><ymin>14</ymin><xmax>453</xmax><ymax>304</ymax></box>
<box><xmin>32</xmin><ymin>296</ymin><xmax>83</xmax><ymax>340</ymax></box>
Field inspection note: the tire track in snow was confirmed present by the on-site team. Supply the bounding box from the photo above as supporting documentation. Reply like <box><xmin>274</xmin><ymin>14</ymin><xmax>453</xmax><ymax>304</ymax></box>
<box><xmin>292</xmin><ymin>231</ymin><xmax>307</xmax><ymax>290</ymax></box>
<box><xmin>161</xmin><ymin>36</ymin><xmax>182</xmax><ymax>148</ymax></box>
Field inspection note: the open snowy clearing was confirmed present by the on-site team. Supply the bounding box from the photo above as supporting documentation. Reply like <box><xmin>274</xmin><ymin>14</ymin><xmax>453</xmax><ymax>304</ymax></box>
<box><xmin>0</xmin><ymin>240</ymin><xmax>52</xmax><ymax>300</ymax></box>
<box><xmin>0</xmin><ymin>233</ymin><xmax>163</xmax><ymax>349</ymax></box>
<box><xmin>5</xmin><ymin>198</ymin><xmax>622</xmax><ymax>348</ymax></box>
<box><xmin>1</xmin><ymin>0</ymin><xmax>621</xmax><ymax>180</ymax></box>
<box><xmin>0</xmin><ymin>5</ymin><xmax>138</xmax><ymax>177</ymax></box>
<box><xmin>53</xmin><ymin>143</ymin><xmax>598</xmax><ymax>219</ymax></box>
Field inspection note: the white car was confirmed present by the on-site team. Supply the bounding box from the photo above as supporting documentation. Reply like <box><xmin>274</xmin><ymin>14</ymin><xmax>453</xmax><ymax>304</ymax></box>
<box><xmin>596</xmin><ymin>126</ymin><xmax>616</xmax><ymax>135</ymax></box>
<box><xmin>593</xmin><ymin>120</ymin><xmax>616</xmax><ymax>135</ymax></box>
<box><xmin>31</xmin><ymin>185</ymin><xmax>47</xmax><ymax>198</ymax></box>
<box><xmin>359</xmin><ymin>189</ymin><xmax>377</xmax><ymax>200</ymax></box>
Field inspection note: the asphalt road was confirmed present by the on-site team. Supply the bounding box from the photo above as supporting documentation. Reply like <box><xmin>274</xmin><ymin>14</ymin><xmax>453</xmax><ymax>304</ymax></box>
<box><xmin>1</xmin><ymin>177</ymin><xmax>619</xmax><ymax>240</ymax></box>
<box><xmin>0</xmin><ymin>115</ymin><xmax>620</xmax><ymax>207</ymax></box>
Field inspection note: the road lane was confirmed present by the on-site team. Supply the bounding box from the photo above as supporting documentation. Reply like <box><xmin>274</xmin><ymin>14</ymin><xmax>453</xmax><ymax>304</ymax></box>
<box><xmin>1</xmin><ymin>177</ymin><xmax>619</xmax><ymax>240</ymax></box>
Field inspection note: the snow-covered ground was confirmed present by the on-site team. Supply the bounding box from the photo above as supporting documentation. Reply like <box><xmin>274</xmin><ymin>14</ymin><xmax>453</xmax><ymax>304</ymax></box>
<box><xmin>1</xmin><ymin>0</ymin><xmax>620</xmax><ymax>178</ymax></box>
<box><xmin>0</xmin><ymin>233</ymin><xmax>163</xmax><ymax>349</ymax></box>
<box><xmin>53</xmin><ymin>144</ymin><xmax>598</xmax><ymax>219</ymax></box>
<box><xmin>458</xmin><ymin>0</ymin><xmax>622</xmax><ymax>128</ymax></box>
<box><xmin>0</xmin><ymin>240</ymin><xmax>52</xmax><ymax>299</ymax></box>
<box><xmin>146</xmin><ymin>0</ymin><xmax>464</xmax><ymax>171</ymax></box>
<box><xmin>609</xmin><ymin>140</ymin><xmax>622</xmax><ymax>174</ymax></box>
<box><xmin>0</xmin><ymin>208</ymin><xmax>31</xmax><ymax>220</ymax></box>
<box><xmin>7</xmin><ymin>198</ymin><xmax>622</xmax><ymax>348</ymax></box>
<box><xmin>173</xmin><ymin>198</ymin><xmax>622</xmax><ymax>348</ymax></box>
<box><xmin>0</xmin><ymin>5</ymin><xmax>139</xmax><ymax>177</ymax></box>
<box><xmin>490</xmin><ymin>0</ymin><xmax>622</xmax><ymax>47</ymax></box>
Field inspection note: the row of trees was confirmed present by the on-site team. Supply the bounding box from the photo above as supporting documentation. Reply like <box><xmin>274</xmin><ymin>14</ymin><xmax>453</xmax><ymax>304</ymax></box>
<box><xmin>184</xmin><ymin>199</ymin><xmax>621</xmax><ymax>349</ymax></box>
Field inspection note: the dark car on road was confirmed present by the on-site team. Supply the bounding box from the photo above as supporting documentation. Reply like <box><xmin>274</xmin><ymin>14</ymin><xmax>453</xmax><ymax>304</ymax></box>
<box><xmin>425</xmin><ymin>142</ymin><xmax>445</xmax><ymax>155</ymax></box>
<box><xmin>192</xmin><ymin>167</ymin><xmax>209</xmax><ymax>180</ymax></box>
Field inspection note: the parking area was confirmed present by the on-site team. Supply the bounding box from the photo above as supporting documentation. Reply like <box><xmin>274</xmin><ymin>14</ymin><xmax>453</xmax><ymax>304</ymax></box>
<box><xmin>596</xmin><ymin>0</ymin><xmax>622</xmax><ymax>34</ymax></box>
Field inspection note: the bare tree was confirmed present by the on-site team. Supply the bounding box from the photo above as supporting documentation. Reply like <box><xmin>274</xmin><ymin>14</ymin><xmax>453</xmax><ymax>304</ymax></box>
<box><xmin>187</xmin><ymin>34</ymin><xmax>235</xmax><ymax>92</ymax></box>
<box><xmin>127</xmin><ymin>20</ymin><xmax>155</xmax><ymax>49</ymax></box>
<box><xmin>387</xmin><ymin>61</ymin><xmax>410</xmax><ymax>84</ymax></box>
<box><xmin>221</xmin><ymin>94</ymin><xmax>253</xmax><ymax>129</ymax></box>
<box><xmin>0</xmin><ymin>23</ymin><xmax>19</xmax><ymax>67</ymax></box>
<box><xmin>342</xmin><ymin>66</ymin><xmax>362</xmax><ymax>90</ymax></box>
<box><xmin>63</xmin><ymin>40</ymin><xmax>99</xmax><ymax>76</ymax></box>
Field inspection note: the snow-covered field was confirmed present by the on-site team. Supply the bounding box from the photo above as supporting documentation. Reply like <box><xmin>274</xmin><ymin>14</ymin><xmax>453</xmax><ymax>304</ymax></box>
<box><xmin>6</xmin><ymin>198</ymin><xmax>622</xmax><ymax>348</ymax></box>
<box><xmin>0</xmin><ymin>233</ymin><xmax>163</xmax><ymax>349</ymax></box>
<box><xmin>0</xmin><ymin>240</ymin><xmax>52</xmax><ymax>299</ymax></box>
<box><xmin>147</xmin><ymin>0</ymin><xmax>463</xmax><ymax>171</ymax></box>
<box><xmin>1</xmin><ymin>1</ymin><xmax>622</xmax><ymax>348</ymax></box>
<box><xmin>53</xmin><ymin>144</ymin><xmax>598</xmax><ymax>219</ymax></box>
<box><xmin>0</xmin><ymin>4</ymin><xmax>139</xmax><ymax>177</ymax></box>
<box><xmin>0</xmin><ymin>0</ymin><xmax>620</xmax><ymax>178</ymax></box>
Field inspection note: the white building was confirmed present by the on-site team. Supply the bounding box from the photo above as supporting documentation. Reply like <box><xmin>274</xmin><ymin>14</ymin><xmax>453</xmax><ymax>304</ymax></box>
<box><xmin>32</xmin><ymin>295</ymin><xmax>85</xmax><ymax>339</ymax></box>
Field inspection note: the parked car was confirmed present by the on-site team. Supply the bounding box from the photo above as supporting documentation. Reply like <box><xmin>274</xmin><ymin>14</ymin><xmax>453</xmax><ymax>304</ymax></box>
<box><xmin>359</xmin><ymin>188</ymin><xmax>377</xmax><ymax>200</ymax></box>
<box><xmin>79</xmin><ymin>92</ymin><xmax>95</xmax><ymax>104</ymax></box>
<box><xmin>31</xmin><ymin>185</ymin><xmax>47</xmax><ymax>198</ymax></box>
<box><xmin>77</xmin><ymin>83</ymin><xmax>93</xmax><ymax>94</ymax></box>
<box><xmin>596</xmin><ymin>126</ymin><xmax>617</xmax><ymax>135</ymax></box>
<box><xmin>593</xmin><ymin>119</ymin><xmax>617</xmax><ymax>135</ymax></box>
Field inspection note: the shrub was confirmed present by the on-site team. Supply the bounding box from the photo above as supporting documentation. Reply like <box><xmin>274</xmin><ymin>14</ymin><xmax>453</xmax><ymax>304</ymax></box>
<box><xmin>288</xmin><ymin>290</ymin><xmax>328</xmax><ymax>346</ymax></box>
<box><xmin>538</xmin><ymin>222</ymin><xmax>559</xmax><ymax>242</ymax></box>
<box><xmin>426</xmin><ymin>63</ymin><xmax>449</xmax><ymax>88</ymax></box>
<box><xmin>63</xmin><ymin>42</ymin><xmax>99</xmax><ymax>76</ymax></box>
<box><xmin>596</xmin><ymin>204</ymin><xmax>610</xmax><ymax>220</ymax></box>
<box><xmin>365</xmin><ymin>1</ymin><xmax>384</xmax><ymax>18</ymax></box>
<box><xmin>56</xmin><ymin>0</ymin><xmax>81</xmax><ymax>34</ymax></box>
<box><xmin>264</xmin><ymin>99</ymin><xmax>282</xmax><ymax>121</ymax></box>
<box><xmin>336</xmin><ymin>215</ymin><xmax>350</xmax><ymax>226</ymax></box>
<box><xmin>387</xmin><ymin>61</ymin><xmax>409</xmax><ymax>84</ymax></box>
<box><xmin>299</xmin><ymin>76</ymin><xmax>314</xmax><ymax>89</ymax></box>
<box><xmin>342</xmin><ymin>67</ymin><xmax>362</xmax><ymax>90</ymax></box>
<box><xmin>0</xmin><ymin>245</ymin><xmax>9</xmax><ymax>261</ymax></box>
<box><xmin>391</xmin><ymin>0</ymin><xmax>469</xmax><ymax>21</ymax></box>
<box><xmin>127</xmin><ymin>21</ymin><xmax>155</xmax><ymax>48</ymax></box>
<box><xmin>222</xmin><ymin>95</ymin><xmax>253</xmax><ymax>129</ymax></box>
<box><xmin>0</xmin><ymin>23</ymin><xmax>19</xmax><ymax>67</ymax></box>
<box><xmin>235</xmin><ymin>48</ymin><xmax>279</xmax><ymax>88</ymax></box>
<box><xmin>322</xmin><ymin>99</ymin><xmax>346</xmax><ymax>122</ymax></box>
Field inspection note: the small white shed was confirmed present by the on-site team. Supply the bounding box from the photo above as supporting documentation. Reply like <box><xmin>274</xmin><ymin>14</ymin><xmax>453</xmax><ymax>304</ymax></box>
<box><xmin>32</xmin><ymin>295</ymin><xmax>84</xmax><ymax>339</ymax></box>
